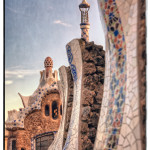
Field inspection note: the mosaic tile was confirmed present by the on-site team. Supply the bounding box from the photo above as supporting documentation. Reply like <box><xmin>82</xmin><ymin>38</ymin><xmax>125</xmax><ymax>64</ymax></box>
<box><xmin>48</xmin><ymin>66</ymin><xmax>69</xmax><ymax>150</ymax></box>
<box><xmin>95</xmin><ymin>0</ymin><xmax>143</xmax><ymax>149</ymax></box>
<box><xmin>63</xmin><ymin>39</ymin><xmax>83</xmax><ymax>150</ymax></box>
<box><xmin>127</xmin><ymin>132</ymin><xmax>136</xmax><ymax>145</ymax></box>
<box><xmin>95</xmin><ymin>1</ymin><xmax>127</xmax><ymax>149</ymax></box>
<box><xmin>123</xmin><ymin>138</ymin><xmax>130</xmax><ymax>147</ymax></box>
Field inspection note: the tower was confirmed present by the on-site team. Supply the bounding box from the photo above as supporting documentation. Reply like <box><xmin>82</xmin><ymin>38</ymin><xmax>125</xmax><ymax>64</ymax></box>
<box><xmin>44</xmin><ymin>56</ymin><xmax>53</xmax><ymax>78</ymax></box>
<box><xmin>79</xmin><ymin>0</ymin><xmax>90</xmax><ymax>42</ymax></box>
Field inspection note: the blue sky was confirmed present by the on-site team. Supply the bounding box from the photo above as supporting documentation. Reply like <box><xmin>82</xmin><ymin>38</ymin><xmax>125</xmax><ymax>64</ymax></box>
<box><xmin>5</xmin><ymin>0</ymin><xmax>105</xmax><ymax>120</ymax></box>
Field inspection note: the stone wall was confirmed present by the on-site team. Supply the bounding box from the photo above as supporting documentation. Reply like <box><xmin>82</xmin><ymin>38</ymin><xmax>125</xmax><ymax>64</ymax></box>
<box><xmin>79</xmin><ymin>40</ymin><xmax>105</xmax><ymax>150</ymax></box>
<box><xmin>137</xmin><ymin>0</ymin><xmax>146</xmax><ymax>149</ymax></box>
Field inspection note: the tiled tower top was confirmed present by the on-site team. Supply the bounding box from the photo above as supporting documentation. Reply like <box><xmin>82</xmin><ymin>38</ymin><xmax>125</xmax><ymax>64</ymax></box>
<box><xmin>6</xmin><ymin>56</ymin><xmax>59</xmax><ymax>130</ymax></box>
<box><xmin>44</xmin><ymin>56</ymin><xmax>53</xmax><ymax>68</ymax></box>
<box><xmin>79</xmin><ymin>0</ymin><xmax>90</xmax><ymax>42</ymax></box>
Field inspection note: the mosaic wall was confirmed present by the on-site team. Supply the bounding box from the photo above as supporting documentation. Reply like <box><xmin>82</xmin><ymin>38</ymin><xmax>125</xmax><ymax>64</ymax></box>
<box><xmin>48</xmin><ymin>66</ymin><xmax>70</xmax><ymax>150</ymax></box>
<box><xmin>63</xmin><ymin>67</ymin><xmax>74</xmax><ymax>147</ymax></box>
<box><xmin>6</xmin><ymin>82</ymin><xmax>58</xmax><ymax>129</ymax></box>
<box><xmin>94</xmin><ymin>0</ymin><xmax>145</xmax><ymax>150</ymax></box>
<box><xmin>63</xmin><ymin>39</ymin><xmax>83</xmax><ymax>150</ymax></box>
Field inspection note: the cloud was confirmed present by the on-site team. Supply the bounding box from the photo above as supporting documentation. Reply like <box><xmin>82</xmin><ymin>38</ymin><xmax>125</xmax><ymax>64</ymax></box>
<box><xmin>53</xmin><ymin>20</ymin><xmax>72</xmax><ymax>27</ymax></box>
<box><xmin>5</xmin><ymin>80</ymin><xmax>13</xmax><ymax>85</ymax></box>
<box><xmin>5</xmin><ymin>69</ymin><xmax>40</xmax><ymax>79</ymax></box>
<box><xmin>17</xmin><ymin>75</ymin><xmax>24</xmax><ymax>78</ymax></box>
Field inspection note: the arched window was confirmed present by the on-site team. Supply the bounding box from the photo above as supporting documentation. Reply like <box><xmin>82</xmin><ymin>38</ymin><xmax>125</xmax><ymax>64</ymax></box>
<box><xmin>45</xmin><ymin>105</ymin><xmax>49</xmax><ymax>116</ymax></box>
<box><xmin>36</xmin><ymin>132</ymin><xmax>54</xmax><ymax>150</ymax></box>
<box><xmin>52</xmin><ymin>101</ymin><xmax>58</xmax><ymax>119</ymax></box>
<box><xmin>60</xmin><ymin>105</ymin><xmax>62</xmax><ymax>115</ymax></box>
<box><xmin>21</xmin><ymin>148</ymin><xmax>25</xmax><ymax>150</ymax></box>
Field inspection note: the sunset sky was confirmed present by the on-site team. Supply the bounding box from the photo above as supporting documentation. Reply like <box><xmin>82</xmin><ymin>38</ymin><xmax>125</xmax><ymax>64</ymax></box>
<box><xmin>5</xmin><ymin>0</ymin><xmax>105</xmax><ymax>120</ymax></box>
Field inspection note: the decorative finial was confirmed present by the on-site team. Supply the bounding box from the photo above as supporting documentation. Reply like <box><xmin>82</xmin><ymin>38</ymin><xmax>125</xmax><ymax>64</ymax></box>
<box><xmin>44</xmin><ymin>57</ymin><xmax>53</xmax><ymax>68</ymax></box>
<box><xmin>79</xmin><ymin>0</ymin><xmax>90</xmax><ymax>42</ymax></box>
<box><xmin>44</xmin><ymin>57</ymin><xmax>53</xmax><ymax>78</ymax></box>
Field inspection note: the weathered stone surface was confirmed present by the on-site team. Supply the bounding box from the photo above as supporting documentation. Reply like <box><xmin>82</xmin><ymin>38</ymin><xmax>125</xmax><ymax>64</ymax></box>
<box><xmin>83</xmin><ymin>62</ymin><xmax>97</xmax><ymax>75</ymax></box>
<box><xmin>88</xmin><ymin>128</ymin><xmax>96</xmax><ymax>139</ymax></box>
<box><xmin>85</xmin><ymin>41</ymin><xmax>94</xmax><ymax>50</ymax></box>
<box><xmin>94</xmin><ymin>56</ymin><xmax>105</xmax><ymax>66</ymax></box>
<box><xmin>83</xmin><ymin>75</ymin><xmax>100</xmax><ymax>91</ymax></box>
<box><xmin>79</xmin><ymin>39</ymin><xmax>105</xmax><ymax>150</ymax></box>
<box><xmin>82</xmin><ymin>51</ymin><xmax>94</xmax><ymax>62</ymax></box>
<box><xmin>81</xmin><ymin>106</ymin><xmax>91</xmax><ymax>121</ymax></box>
<box><xmin>82</xmin><ymin>89</ymin><xmax>95</xmax><ymax>106</ymax></box>
<box><xmin>81</xmin><ymin>122</ymin><xmax>89</xmax><ymax>134</ymax></box>
<box><xmin>95</xmin><ymin>88</ymin><xmax>104</xmax><ymax>104</ymax></box>
<box><xmin>96</xmin><ymin>66</ymin><xmax>105</xmax><ymax>73</ymax></box>
<box><xmin>137</xmin><ymin>0</ymin><xmax>146</xmax><ymax>149</ymax></box>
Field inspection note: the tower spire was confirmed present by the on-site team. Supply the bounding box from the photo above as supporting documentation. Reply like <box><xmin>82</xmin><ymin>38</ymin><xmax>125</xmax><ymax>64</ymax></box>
<box><xmin>79</xmin><ymin>0</ymin><xmax>90</xmax><ymax>42</ymax></box>
<box><xmin>44</xmin><ymin>57</ymin><xmax>53</xmax><ymax>78</ymax></box>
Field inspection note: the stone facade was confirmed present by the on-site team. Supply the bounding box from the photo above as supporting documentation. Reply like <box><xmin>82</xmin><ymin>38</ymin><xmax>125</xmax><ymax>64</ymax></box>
<box><xmin>7</xmin><ymin>92</ymin><xmax>61</xmax><ymax>150</ymax></box>
<box><xmin>5</xmin><ymin>57</ymin><xmax>62</xmax><ymax>150</ymax></box>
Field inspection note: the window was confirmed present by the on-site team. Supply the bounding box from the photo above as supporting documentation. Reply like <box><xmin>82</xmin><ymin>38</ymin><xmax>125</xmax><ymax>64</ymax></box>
<box><xmin>60</xmin><ymin>105</ymin><xmax>62</xmax><ymax>115</ymax></box>
<box><xmin>45</xmin><ymin>105</ymin><xmax>49</xmax><ymax>116</ymax></box>
<box><xmin>52</xmin><ymin>101</ymin><xmax>58</xmax><ymax>119</ymax></box>
<box><xmin>36</xmin><ymin>132</ymin><xmax>54</xmax><ymax>150</ymax></box>
<box><xmin>12</xmin><ymin>140</ymin><xmax>16</xmax><ymax>150</ymax></box>
<box><xmin>21</xmin><ymin>148</ymin><xmax>25</xmax><ymax>150</ymax></box>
